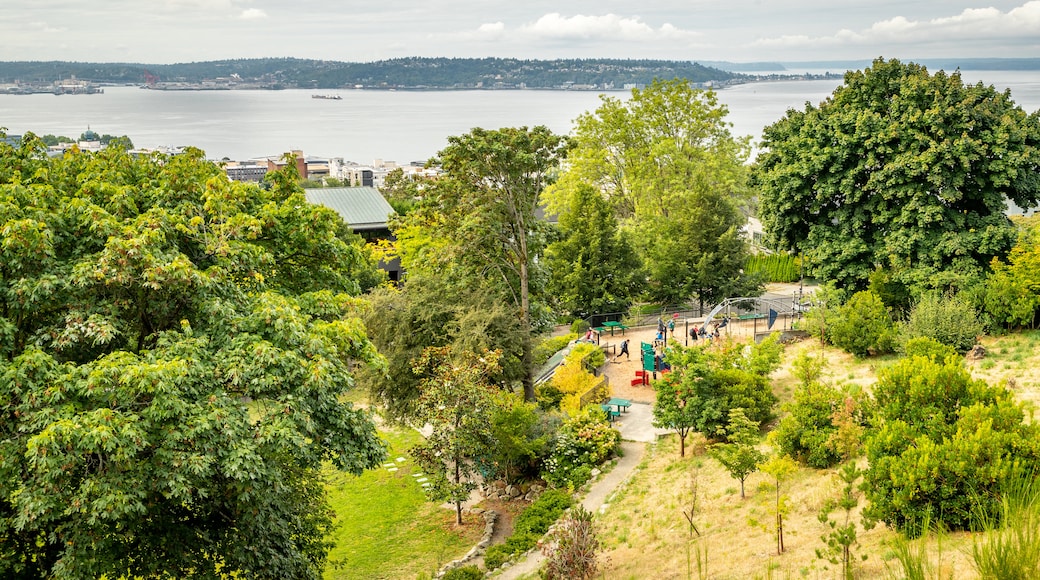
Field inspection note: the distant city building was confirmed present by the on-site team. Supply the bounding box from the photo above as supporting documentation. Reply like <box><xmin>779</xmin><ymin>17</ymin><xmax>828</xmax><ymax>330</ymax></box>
<box><xmin>223</xmin><ymin>161</ymin><xmax>269</xmax><ymax>182</ymax></box>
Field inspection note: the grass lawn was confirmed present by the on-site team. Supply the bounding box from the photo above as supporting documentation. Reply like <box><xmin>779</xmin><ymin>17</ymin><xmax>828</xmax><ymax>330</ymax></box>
<box><xmin>324</xmin><ymin>427</ymin><xmax>483</xmax><ymax>580</ymax></box>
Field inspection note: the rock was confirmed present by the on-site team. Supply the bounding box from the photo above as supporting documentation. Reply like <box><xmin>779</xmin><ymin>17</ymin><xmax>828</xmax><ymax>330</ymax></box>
<box><xmin>590</xmin><ymin>468</ymin><xmax>601</xmax><ymax>478</ymax></box>
<box><xmin>505</xmin><ymin>484</ymin><xmax>521</xmax><ymax>498</ymax></box>
<box><xmin>967</xmin><ymin>344</ymin><xmax>986</xmax><ymax>360</ymax></box>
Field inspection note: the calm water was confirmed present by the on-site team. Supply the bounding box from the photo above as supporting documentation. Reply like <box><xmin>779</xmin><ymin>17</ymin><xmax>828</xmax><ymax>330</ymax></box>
<box><xmin>1</xmin><ymin>70</ymin><xmax>1037</xmax><ymax>164</ymax></box>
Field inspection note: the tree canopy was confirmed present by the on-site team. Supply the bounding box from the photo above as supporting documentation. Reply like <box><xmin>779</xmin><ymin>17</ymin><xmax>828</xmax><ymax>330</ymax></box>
<box><xmin>0</xmin><ymin>134</ymin><xmax>386</xmax><ymax>578</ymax></box>
<box><xmin>753</xmin><ymin>57</ymin><xmax>1040</xmax><ymax>292</ymax></box>
<box><xmin>547</xmin><ymin>78</ymin><xmax>758</xmax><ymax>307</ymax></box>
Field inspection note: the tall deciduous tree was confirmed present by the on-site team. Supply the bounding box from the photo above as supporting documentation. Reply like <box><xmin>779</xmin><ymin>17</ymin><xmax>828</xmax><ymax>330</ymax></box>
<box><xmin>429</xmin><ymin>126</ymin><xmax>568</xmax><ymax>401</ymax></box>
<box><xmin>753</xmin><ymin>57</ymin><xmax>1040</xmax><ymax>292</ymax></box>
<box><xmin>0</xmin><ymin>134</ymin><xmax>386</xmax><ymax>579</ymax></box>
<box><xmin>546</xmin><ymin>78</ymin><xmax>758</xmax><ymax>306</ymax></box>
<box><xmin>410</xmin><ymin>347</ymin><xmax>499</xmax><ymax>525</ymax></box>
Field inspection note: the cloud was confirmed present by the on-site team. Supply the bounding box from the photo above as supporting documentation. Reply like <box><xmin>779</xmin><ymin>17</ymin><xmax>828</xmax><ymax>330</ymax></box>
<box><xmin>458</xmin><ymin>12</ymin><xmax>698</xmax><ymax>47</ymax></box>
<box><xmin>753</xmin><ymin>1</ymin><xmax>1040</xmax><ymax>50</ymax></box>
<box><xmin>240</xmin><ymin>8</ymin><xmax>267</xmax><ymax>20</ymax></box>
<box><xmin>521</xmin><ymin>13</ymin><xmax>695</xmax><ymax>41</ymax></box>
<box><xmin>30</xmin><ymin>21</ymin><xmax>67</xmax><ymax>33</ymax></box>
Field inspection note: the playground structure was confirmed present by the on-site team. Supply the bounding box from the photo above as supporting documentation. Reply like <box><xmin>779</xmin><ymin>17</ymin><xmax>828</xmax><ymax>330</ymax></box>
<box><xmin>683</xmin><ymin>295</ymin><xmax>807</xmax><ymax>344</ymax></box>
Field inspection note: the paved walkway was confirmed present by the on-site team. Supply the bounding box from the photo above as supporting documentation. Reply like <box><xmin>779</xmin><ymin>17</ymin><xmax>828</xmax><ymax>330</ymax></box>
<box><xmin>493</xmin><ymin>427</ymin><xmax>657</xmax><ymax>579</ymax></box>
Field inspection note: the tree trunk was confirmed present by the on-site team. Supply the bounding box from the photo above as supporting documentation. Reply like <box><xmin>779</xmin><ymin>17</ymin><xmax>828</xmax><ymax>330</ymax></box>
<box><xmin>520</xmin><ymin>257</ymin><xmax>535</xmax><ymax>401</ymax></box>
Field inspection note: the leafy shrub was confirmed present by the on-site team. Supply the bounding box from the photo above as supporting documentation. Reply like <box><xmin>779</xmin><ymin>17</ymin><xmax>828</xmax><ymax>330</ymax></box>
<box><xmin>900</xmin><ymin>291</ymin><xmax>983</xmax><ymax>354</ymax></box>
<box><xmin>535</xmin><ymin>382</ymin><xmax>565</xmax><ymax>411</ymax></box>
<box><xmin>570</xmin><ymin>319</ymin><xmax>590</xmax><ymax>334</ymax></box>
<box><xmin>772</xmin><ymin>381</ymin><xmax>865</xmax><ymax>469</ymax></box>
<box><xmin>442</xmin><ymin>565</ymin><xmax>484</xmax><ymax>580</ymax></box>
<box><xmin>863</xmin><ymin>354</ymin><xmax>1040</xmax><ymax>536</ymax></box>
<box><xmin>902</xmin><ymin>336</ymin><xmax>959</xmax><ymax>362</ymax></box>
<box><xmin>483</xmin><ymin>490</ymin><xmax>575</xmax><ymax>570</ymax></box>
<box><xmin>534</xmin><ymin>333</ymin><xmax>578</xmax><ymax>366</ymax></box>
<box><xmin>828</xmin><ymin>290</ymin><xmax>895</xmax><ymax>356</ymax></box>
<box><xmin>489</xmin><ymin>395</ymin><xmax>558</xmax><ymax>482</ymax></box>
<box><xmin>541</xmin><ymin>408</ymin><xmax>620</xmax><ymax>489</ymax></box>
<box><xmin>549</xmin><ymin>360</ymin><xmax>604</xmax><ymax>415</ymax></box>
<box><xmin>566</xmin><ymin>342</ymin><xmax>606</xmax><ymax>372</ymax></box>
<box><xmin>483</xmin><ymin>544</ymin><xmax>510</xmax><ymax>570</ymax></box>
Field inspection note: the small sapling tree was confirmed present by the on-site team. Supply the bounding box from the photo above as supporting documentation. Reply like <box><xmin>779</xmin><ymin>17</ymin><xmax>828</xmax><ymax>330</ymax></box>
<box><xmin>817</xmin><ymin>462</ymin><xmax>866</xmax><ymax>579</ymax></box>
<box><xmin>761</xmin><ymin>452</ymin><xmax>798</xmax><ymax>555</ymax></box>
<box><xmin>709</xmin><ymin>408</ymin><xmax>765</xmax><ymax>499</ymax></box>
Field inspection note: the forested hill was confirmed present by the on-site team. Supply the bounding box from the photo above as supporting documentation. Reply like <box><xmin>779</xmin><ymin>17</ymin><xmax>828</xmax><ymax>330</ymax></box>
<box><xmin>0</xmin><ymin>57</ymin><xmax>748</xmax><ymax>89</ymax></box>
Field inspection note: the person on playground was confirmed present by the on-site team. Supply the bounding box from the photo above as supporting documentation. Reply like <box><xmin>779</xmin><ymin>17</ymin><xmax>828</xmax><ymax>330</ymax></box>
<box><xmin>614</xmin><ymin>339</ymin><xmax>630</xmax><ymax>362</ymax></box>
<box><xmin>668</xmin><ymin>318</ymin><xmax>675</xmax><ymax>337</ymax></box>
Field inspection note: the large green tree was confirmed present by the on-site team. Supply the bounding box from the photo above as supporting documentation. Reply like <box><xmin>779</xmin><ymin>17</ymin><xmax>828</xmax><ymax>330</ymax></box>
<box><xmin>544</xmin><ymin>183</ymin><xmax>641</xmax><ymax>318</ymax></box>
<box><xmin>0</xmin><ymin>134</ymin><xmax>386</xmax><ymax>578</ymax></box>
<box><xmin>546</xmin><ymin>78</ymin><xmax>758</xmax><ymax>306</ymax></box>
<box><xmin>424</xmin><ymin>126</ymin><xmax>568</xmax><ymax>401</ymax></box>
<box><xmin>754</xmin><ymin>58</ymin><xmax>1040</xmax><ymax>292</ymax></box>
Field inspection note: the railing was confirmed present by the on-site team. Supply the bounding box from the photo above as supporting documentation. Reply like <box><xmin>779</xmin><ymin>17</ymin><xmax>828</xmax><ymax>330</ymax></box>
<box><xmin>579</xmin><ymin>375</ymin><xmax>609</xmax><ymax>408</ymax></box>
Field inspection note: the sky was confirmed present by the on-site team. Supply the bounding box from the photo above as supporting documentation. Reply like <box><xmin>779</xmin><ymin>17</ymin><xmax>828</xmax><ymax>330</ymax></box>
<box><xmin>1</xmin><ymin>1</ymin><xmax>1038</xmax><ymax>65</ymax></box>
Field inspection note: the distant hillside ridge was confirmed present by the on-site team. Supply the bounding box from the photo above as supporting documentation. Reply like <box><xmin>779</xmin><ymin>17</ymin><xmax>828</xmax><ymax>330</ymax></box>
<box><xmin>0</xmin><ymin>57</ymin><xmax>749</xmax><ymax>90</ymax></box>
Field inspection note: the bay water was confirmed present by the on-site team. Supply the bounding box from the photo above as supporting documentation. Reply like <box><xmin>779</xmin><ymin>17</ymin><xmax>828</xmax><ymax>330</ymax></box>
<box><xmin>0</xmin><ymin>70</ymin><xmax>1037</xmax><ymax>165</ymax></box>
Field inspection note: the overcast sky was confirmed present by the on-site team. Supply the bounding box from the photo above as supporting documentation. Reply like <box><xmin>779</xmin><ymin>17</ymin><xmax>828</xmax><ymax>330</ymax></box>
<box><xmin>1</xmin><ymin>1</ymin><xmax>1038</xmax><ymax>64</ymax></box>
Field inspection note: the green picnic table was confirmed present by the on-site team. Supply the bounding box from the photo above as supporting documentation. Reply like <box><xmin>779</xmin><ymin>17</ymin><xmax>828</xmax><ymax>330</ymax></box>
<box><xmin>602</xmin><ymin>320</ymin><xmax>628</xmax><ymax>335</ymax></box>
<box><xmin>607</xmin><ymin>397</ymin><xmax>631</xmax><ymax>414</ymax></box>
<box><xmin>600</xmin><ymin>404</ymin><xmax>621</xmax><ymax>422</ymax></box>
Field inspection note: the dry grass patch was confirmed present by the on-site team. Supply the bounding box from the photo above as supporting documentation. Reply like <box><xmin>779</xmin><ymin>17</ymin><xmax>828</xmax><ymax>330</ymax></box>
<box><xmin>593</xmin><ymin>433</ymin><xmax>982</xmax><ymax>579</ymax></box>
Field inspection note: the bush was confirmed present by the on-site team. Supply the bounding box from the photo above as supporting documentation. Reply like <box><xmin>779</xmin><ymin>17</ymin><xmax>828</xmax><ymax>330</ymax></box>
<box><xmin>900</xmin><ymin>291</ymin><xmax>983</xmax><ymax>354</ymax></box>
<box><xmin>570</xmin><ymin>319</ymin><xmax>590</xmax><ymax>334</ymax></box>
<box><xmin>828</xmin><ymin>290</ymin><xmax>895</xmax><ymax>356</ymax></box>
<box><xmin>772</xmin><ymin>381</ymin><xmax>865</xmax><ymax>469</ymax></box>
<box><xmin>483</xmin><ymin>544</ymin><xmax>510</xmax><ymax>570</ymax></box>
<box><xmin>483</xmin><ymin>490</ymin><xmax>575</xmax><ymax>570</ymax></box>
<box><xmin>902</xmin><ymin>336</ymin><xmax>959</xmax><ymax>363</ymax></box>
<box><xmin>863</xmin><ymin>354</ymin><xmax>1040</xmax><ymax>536</ymax></box>
<box><xmin>541</xmin><ymin>409</ymin><xmax>620</xmax><ymax>489</ymax></box>
<box><xmin>542</xmin><ymin>505</ymin><xmax>600</xmax><ymax>580</ymax></box>
<box><xmin>549</xmin><ymin>361</ymin><xmax>602</xmax><ymax>415</ymax></box>
<box><xmin>489</xmin><ymin>395</ymin><xmax>558</xmax><ymax>482</ymax></box>
<box><xmin>566</xmin><ymin>342</ymin><xmax>606</xmax><ymax>372</ymax></box>
<box><xmin>534</xmin><ymin>334</ymin><xmax>578</xmax><ymax>366</ymax></box>
<box><xmin>443</xmin><ymin>565</ymin><xmax>484</xmax><ymax>580</ymax></box>
<box><xmin>535</xmin><ymin>382</ymin><xmax>565</xmax><ymax>411</ymax></box>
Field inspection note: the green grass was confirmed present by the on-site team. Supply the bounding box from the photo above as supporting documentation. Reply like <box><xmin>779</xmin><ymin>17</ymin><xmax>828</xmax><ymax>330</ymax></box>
<box><xmin>324</xmin><ymin>428</ymin><xmax>481</xmax><ymax>580</ymax></box>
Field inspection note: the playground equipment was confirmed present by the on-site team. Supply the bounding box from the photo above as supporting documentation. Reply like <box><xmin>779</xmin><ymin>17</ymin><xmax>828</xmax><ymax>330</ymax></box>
<box><xmin>691</xmin><ymin>296</ymin><xmax>808</xmax><ymax>343</ymax></box>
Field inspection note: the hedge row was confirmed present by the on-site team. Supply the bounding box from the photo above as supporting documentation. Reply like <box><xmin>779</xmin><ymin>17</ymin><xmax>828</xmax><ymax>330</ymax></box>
<box><xmin>745</xmin><ymin>253</ymin><xmax>800</xmax><ymax>283</ymax></box>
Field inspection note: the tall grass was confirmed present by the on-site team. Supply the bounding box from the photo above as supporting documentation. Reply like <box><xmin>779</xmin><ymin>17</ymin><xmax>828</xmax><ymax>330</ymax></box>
<box><xmin>970</xmin><ymin>476</ymin><xmax>1040</xmax><ymax>579</ymax></box>
<box><xmin>884</xmin><ymin>517</ymin><xmax>953</xmax><ymax>580</ymax></box>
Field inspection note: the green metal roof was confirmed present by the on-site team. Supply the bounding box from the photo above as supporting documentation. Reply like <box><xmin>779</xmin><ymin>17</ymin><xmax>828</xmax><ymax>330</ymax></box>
<box><xmin>304</xmin><ymin>187</ymin><xmax>396</xmax><ymax>231</ymax></box>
